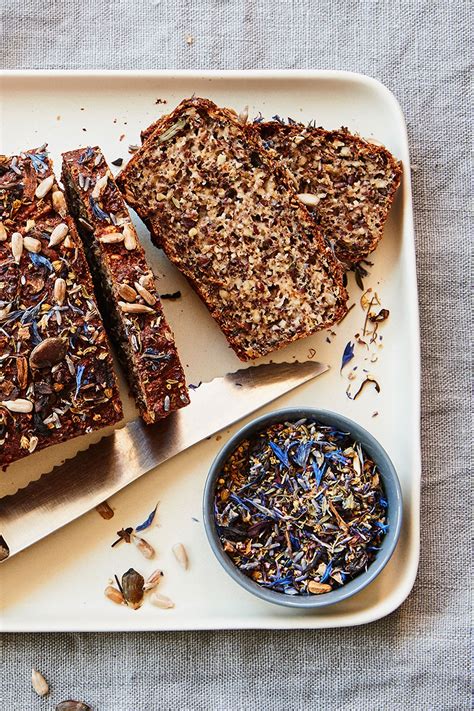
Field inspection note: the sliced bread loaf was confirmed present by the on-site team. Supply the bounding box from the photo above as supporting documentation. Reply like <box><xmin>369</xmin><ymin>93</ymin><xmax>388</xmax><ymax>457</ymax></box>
<box><xmin>117</xmin><ymin>98</ymin><xmax>348</xmax><ymax>361</ymax></box>
<box><xmin>62</xmin><ymin>147</ymin><xmax>189</xmax><ymax>423</ymax></box>
<box><xmin>253</xmin><ymin>121</ymin><xmax>402</xmax><ymax>265</ymax></box>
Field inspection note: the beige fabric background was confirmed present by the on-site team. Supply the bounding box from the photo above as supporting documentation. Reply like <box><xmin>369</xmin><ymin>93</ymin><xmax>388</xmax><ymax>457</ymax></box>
<box><xmin>1</xmin><ymin>1</ymin><xmax>472</xmax><ymax>709</ymax></box>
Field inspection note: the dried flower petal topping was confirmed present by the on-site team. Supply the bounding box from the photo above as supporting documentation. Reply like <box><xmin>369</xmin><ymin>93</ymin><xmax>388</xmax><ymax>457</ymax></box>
<box><xmin>214</xmin><ymin>419</ymin><xmax>388</xmax><ymax>596</ymax></box>
<box><xmin>135</xmin><ymin>503</ymin><xmax>158</xmax><ymax>532</ymax></box>
<box><xmin>346</xmin><ymin>375</ymin><xmax>381</xmax><ymax>400</ymax></box>
<box><xmin>340</xmin><ymin>341</ymin><xmax>355</xmax><ymax>373</ymax></box>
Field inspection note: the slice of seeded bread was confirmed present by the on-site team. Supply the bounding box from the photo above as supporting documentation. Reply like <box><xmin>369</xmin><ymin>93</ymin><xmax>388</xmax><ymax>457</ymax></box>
<box><xmin>62</xmin><ymin>147</ymin><xmax>189</xmax><ymax>423</ymax></box>
<box><xmin>252</xmin><ymin>121</ymin><xmax>402</xmax><ymax>265</ymax></box>
<box><xmin>0</xmin><ymin>149</ymin><xmax>123</xmax><ymax>467</ymax></box>
<box><xmin>117</xmin><ymin>98</ymin><xmax>348</xmax><ymax>361</ymax></box>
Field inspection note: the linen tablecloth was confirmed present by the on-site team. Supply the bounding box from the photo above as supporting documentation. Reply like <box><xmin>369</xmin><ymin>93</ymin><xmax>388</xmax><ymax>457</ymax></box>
<box><xmin>1</xmin><ymin>1</ymin><xmax>471</xmax><ymax>709</ymax></box>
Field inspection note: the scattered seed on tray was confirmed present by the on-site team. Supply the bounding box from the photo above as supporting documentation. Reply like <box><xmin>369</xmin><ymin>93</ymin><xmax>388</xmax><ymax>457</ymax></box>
<box><xmin>214</xmin><ymin>419</ymin><xmax>388</xmax><ymax>596</ymax></box>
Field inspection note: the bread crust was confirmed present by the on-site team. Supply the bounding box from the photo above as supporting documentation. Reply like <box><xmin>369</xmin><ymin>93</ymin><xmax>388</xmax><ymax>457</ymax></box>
<box><xmin>117</xmin><ymin>98</ymin><xmax>348</xmax><ymax>361</ymax></box>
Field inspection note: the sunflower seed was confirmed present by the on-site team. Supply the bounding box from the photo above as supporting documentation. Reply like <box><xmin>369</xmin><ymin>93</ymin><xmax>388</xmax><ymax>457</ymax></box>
<box><xmin>0</xmin><ymin>222</ymin><xmax>7</xmax><ymax>241</ymax></box>
<box><xmin>163</xmin><ymin>395</ymin><xmax>170</xmax><ymax>412</ymax></box>
<box><xmin>118</xmin><ymin>301</ymin><xmax>154</xmax><ymax>314</ymax></box>
<box><xmin>83</xmin><ymin>176</ymin><xmax>91</xmax><ymax>192</ymax></box>
<box><xmin>123</xmin><ymin>223</ymin><xmax>137</xmax><ymax>250</ymax></box>
<box><xmin>117</xmin><ymin>283</ymin><xmax>137</xmax><ymax>302</ymax></box>
<box><xmin>143</xmin><ymin>568</ymin><xmax>164</xmax><ymax>591</ymax></box>
<box><xmin>31</xmin><ymin>668</ymin><xmax>49</xmax><ymax>697</ymax></box>
<box><xmin>131</xmin><ymin>533</ymin><xmax>155</xmax><ymax>559</ymax></box>
<box><xmin>23</xmin><ymin>235</ymin><xmax>42</xmax><ymax>253</ymax></box>
<box><xmin>93</xmin><ymin>153</ymin><xmax>103</xmax><ymax>167</ymax></box>
<box><xmin>35</xmin><ymin>175</ymin><xmax>54</xmax><ymax>200</ymax></box>
<box><xmin>150</xmin><ymin>592</ymin><xmax>175</xmax><ymax>609</ymax></box>
<box><xmin>91</xmin><ymin>174</ymin><xmax>108</xmax><ymax>199</ymax></box>
<box><xmin>35</xmin><ymin>175</ymin><xmax>55</xmax><ymax>199</ymax></box>
<box><xmin>172</xmin><ymin>542</ymin><xmax>189</xmax><ymax>570</ymax></box>
<box><xmin>104</xmin><ymin>585</ymin><xmax>125</xmax><ymax>605</ymax></box>
<box><xmin>238</xmin><ymin>105</ymin><xmax>249</xmax><ymax>124</ymax></box>
<box><xmin>78</xmin><ymin>173</ymin><xmax>85</xmax><ymax>189</ymax></box>
<box><xmin>99</xmin><ymin>232</ymin><xmax>124</xmax><ymax>244</ymax></box>
<box><xmin>134</xmin><ymin>281</ymin><xmax>156</xmax><ymax>305</ymax></box>
<box><xmin>52</xmin><ymin>190</ymin><xmax>68</xmax><ymax>217</ymax></box>
<box><xmin>49</xmin><ymin>222</ymin><xmax>69</xmax><ymax>247</ymax></box>
<box><xmin>54</xmin><ymin>278</ymin><xmax>67</xmax><ymax>305</ymax></box>
<box><xmin>11</xmin><ymin>232</ymin><xmax>23</xmax><ymax>263</ymax></box>
<box><xmin>296</xmin><ymin>193</ymin><xmax>321</xmax><ymax>207</ymax></box>
<box><xmin>1</xmin><ymin>398</ymin><xmax>33</xmax><ymax>413</ymax></box>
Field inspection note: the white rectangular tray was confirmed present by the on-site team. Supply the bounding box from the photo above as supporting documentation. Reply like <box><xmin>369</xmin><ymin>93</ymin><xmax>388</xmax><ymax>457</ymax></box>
<box><xmin>0</xmin><ymin>70</ymin><xmax>420</xmax><ymax>631</ymax></box>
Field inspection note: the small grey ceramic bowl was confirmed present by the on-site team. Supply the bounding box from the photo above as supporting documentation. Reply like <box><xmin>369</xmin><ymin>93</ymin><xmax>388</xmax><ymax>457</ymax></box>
<box><xmin>203</xmin><ymin>408</ymin><xmax>402</xmax><ymax>609</ymax></box>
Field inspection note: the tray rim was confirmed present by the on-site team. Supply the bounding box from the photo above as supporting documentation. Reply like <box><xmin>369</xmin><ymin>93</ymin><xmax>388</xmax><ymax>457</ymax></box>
<box><xmin>0</xmin><ymin>68</ymin><xmax>421</xmax><ymax>631</ymax></box>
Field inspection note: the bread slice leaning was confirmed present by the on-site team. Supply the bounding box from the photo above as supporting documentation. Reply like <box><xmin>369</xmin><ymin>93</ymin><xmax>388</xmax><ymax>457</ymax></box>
<box><xmin>117</xmin><ymin>98</ymin><xmax>348</xmax><ymax>361</ymax></box>
<box><xmin>62</xmin><ymin>146</ymin><xmax>189</xmax><ymax>423</ymax></box>
<box><xmin>253</xmin><ymin>121</ymin><xmax>402</xmax><ymax>265</ymax></box>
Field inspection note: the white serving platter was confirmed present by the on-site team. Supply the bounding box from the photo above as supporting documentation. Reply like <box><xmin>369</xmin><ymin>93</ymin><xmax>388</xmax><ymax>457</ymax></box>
<box><xmin>0</xmin><ymin>70</ymin><xmax>420</xmax><ymax>631</ymax></box>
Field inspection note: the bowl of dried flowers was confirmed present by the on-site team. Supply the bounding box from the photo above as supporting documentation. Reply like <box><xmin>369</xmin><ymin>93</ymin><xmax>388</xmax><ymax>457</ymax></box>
<box><xmin>203</xmin><ymin>408</ymin><xmax>402</xmax><ymax>608</ymax></box>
